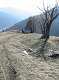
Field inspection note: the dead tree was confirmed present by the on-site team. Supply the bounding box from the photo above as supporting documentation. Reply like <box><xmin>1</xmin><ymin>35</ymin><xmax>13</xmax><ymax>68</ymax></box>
<box><xmin>39</xmin><ymin>4</ymin><xmax>59</xmax><ymax>39</ymax></box>
<box><xmin>35</xmin><ymin>1</ymin><xmax>59</xmax><ymax>57</ymax></box>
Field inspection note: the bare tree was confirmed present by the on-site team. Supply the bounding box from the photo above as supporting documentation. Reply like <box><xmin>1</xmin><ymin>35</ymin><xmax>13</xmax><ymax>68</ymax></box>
<box><xmin>34</xmin><ymin>1</ymin><xmax>59</xmax><ymax>58</ymax></box>
<box><xmin>39</xmin><ymin>2</ymin><xmax>59</xmax><ymax>39</ymax></box>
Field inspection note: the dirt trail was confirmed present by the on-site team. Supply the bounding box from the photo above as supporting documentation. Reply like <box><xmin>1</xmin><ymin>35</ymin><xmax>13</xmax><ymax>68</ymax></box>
<box><xmin>0</xmin><ymin>32</ymin><xmax>18</xmax><ymax>80</ymax></box>
<box><xmin>0</xmin><ymin>32</ymin><xmax>59</xmax><ymax>80</ymax></box>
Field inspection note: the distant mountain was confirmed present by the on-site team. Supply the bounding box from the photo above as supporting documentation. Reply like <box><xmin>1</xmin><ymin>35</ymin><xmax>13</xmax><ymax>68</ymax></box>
<box><xmin>0</xmin><ymin>11</ymin><xmax>19</xmax><ymax>31</ymax></box>
<box><xmin>6</xmin><ymin>7</ymin><xmax>59</xmax><ymax>36</ymax></box>
<box><xmin>0</xmin><ymin>7</ymin><xmax>32</xmax><ymax>31</ymax></box>
<box><xmin>6</xmin><ymin>14</ymin><xmax>59</xmax><ymax>36</ymax></box>
<box><xmin>50</xmin><ymin>16</ymin><xmax>59</xmax><ymax>36</ymax></box>
<box><xmin>6</xmin><ymin>18</ymin><xmax>28</xmax><ymax>31</ymax></box>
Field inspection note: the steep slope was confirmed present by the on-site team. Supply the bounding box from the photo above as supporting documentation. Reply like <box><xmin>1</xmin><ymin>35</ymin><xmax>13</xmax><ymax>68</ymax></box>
<box><xmin>5</xmin><ymin>15</ymin><xmax>43</xmax><ymax>33</ymax></box>
<box><xmin>6</xmin><ymin>18</ymin><xmax>28</xmax><ymax>31</ymax></box>
<box><xmin>7</xmin><ymin>13</ymin><xmax>59</xmax><ymax>36</ymax></box>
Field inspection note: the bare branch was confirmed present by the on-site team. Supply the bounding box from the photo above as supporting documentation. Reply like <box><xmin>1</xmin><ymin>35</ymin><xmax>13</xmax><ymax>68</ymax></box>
<box><xmin>52</xmin><ymin>13</ymin><xmax>59</xmax><ymax>22</ymax></box>
<box><xmin>39</xmin><ymin>0</ymin><xmax>59</xmax><ymax>39</ymax></box>
<box><xmin>43</xmin><ymin>0</ymin><xmax>46</xmax><ymax>12</ymax></box>
<box><xmin>37</xmin><ymin>7</ymin><xmax>45</xmax><ymax>13</ymax></box>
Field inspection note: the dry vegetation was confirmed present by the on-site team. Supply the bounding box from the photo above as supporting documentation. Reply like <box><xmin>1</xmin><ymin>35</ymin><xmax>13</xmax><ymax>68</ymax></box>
<box><xmin>0</xmin><ymin>32</ymin><xmax>59</xmax><ymax>80</ymax></box>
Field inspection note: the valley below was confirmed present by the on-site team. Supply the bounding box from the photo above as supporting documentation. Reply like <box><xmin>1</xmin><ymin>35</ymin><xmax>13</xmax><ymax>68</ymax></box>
<box><xmin>0</xmin><ymin>32</ymin><xmax>59</xmax><ymax>80</ymax></box>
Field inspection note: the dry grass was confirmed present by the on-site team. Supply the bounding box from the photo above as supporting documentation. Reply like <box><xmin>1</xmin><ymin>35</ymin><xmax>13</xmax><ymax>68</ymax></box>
<box><xmin>48</xmin><ymin>36</ymin><xmax>59</xmax><ymax>44</ymax></box>
<box><xmin>0</xmin><ymin>32</ymin><xmax>59</xmax><ymax>80</ymax></box>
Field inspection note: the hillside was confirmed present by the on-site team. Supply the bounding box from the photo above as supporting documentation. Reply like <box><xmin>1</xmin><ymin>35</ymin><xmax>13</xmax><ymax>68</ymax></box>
<box><xmin>6</xmin><ymin>11</ymin><xmax>59</xmax><ymax>36</ymax></box>
<box><xmin>0</xmin><ymin>11</ymin><xmax>18</xmax><ymax>31</ymax></box>
<box><xmin>0</xmin><ymin>32</ymin><xmax>59</xmax><ymax>80</ymax></box>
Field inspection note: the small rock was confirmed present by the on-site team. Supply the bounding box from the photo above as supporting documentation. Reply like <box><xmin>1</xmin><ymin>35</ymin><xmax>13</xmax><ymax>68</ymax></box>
<box><xmin>23</xmin><ymin>50</ymin><xmax>28</xmax><ymax>55</ymax></box>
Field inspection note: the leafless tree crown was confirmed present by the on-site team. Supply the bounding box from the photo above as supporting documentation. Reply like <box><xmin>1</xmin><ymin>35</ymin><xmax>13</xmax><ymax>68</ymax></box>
<box><xmin>38</xmin><ymin>1</ymin><xmax>59</xmax><ymax>39</ymax></box>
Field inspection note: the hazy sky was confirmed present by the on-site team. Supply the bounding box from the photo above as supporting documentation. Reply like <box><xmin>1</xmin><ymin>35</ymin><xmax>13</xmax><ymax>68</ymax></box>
<box><xmin>0</xmin><ymin>0</ymin><xmax>59</xmax><ymax>16</ymax></box>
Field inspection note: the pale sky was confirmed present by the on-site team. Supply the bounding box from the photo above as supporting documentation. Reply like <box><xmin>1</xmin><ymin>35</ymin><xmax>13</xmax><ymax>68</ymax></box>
<box><xmin>0</xmin><ymin>0</ymin><xmax>59</xmax><ymax>16</ymax></box>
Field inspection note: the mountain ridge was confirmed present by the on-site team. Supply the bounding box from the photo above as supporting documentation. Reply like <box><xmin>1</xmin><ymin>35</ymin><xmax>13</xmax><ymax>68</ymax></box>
<box><xmin>6</xmin><ymin>14</ymin><xmax>59</xmax><ymax>36</ymax></box>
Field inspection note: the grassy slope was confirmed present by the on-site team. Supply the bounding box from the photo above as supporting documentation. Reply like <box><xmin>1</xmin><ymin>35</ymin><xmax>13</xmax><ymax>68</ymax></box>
<box><xmin>0</xmin><ymin>32</ymin><xmax>59</xmax><ymax>80</ymax></box>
